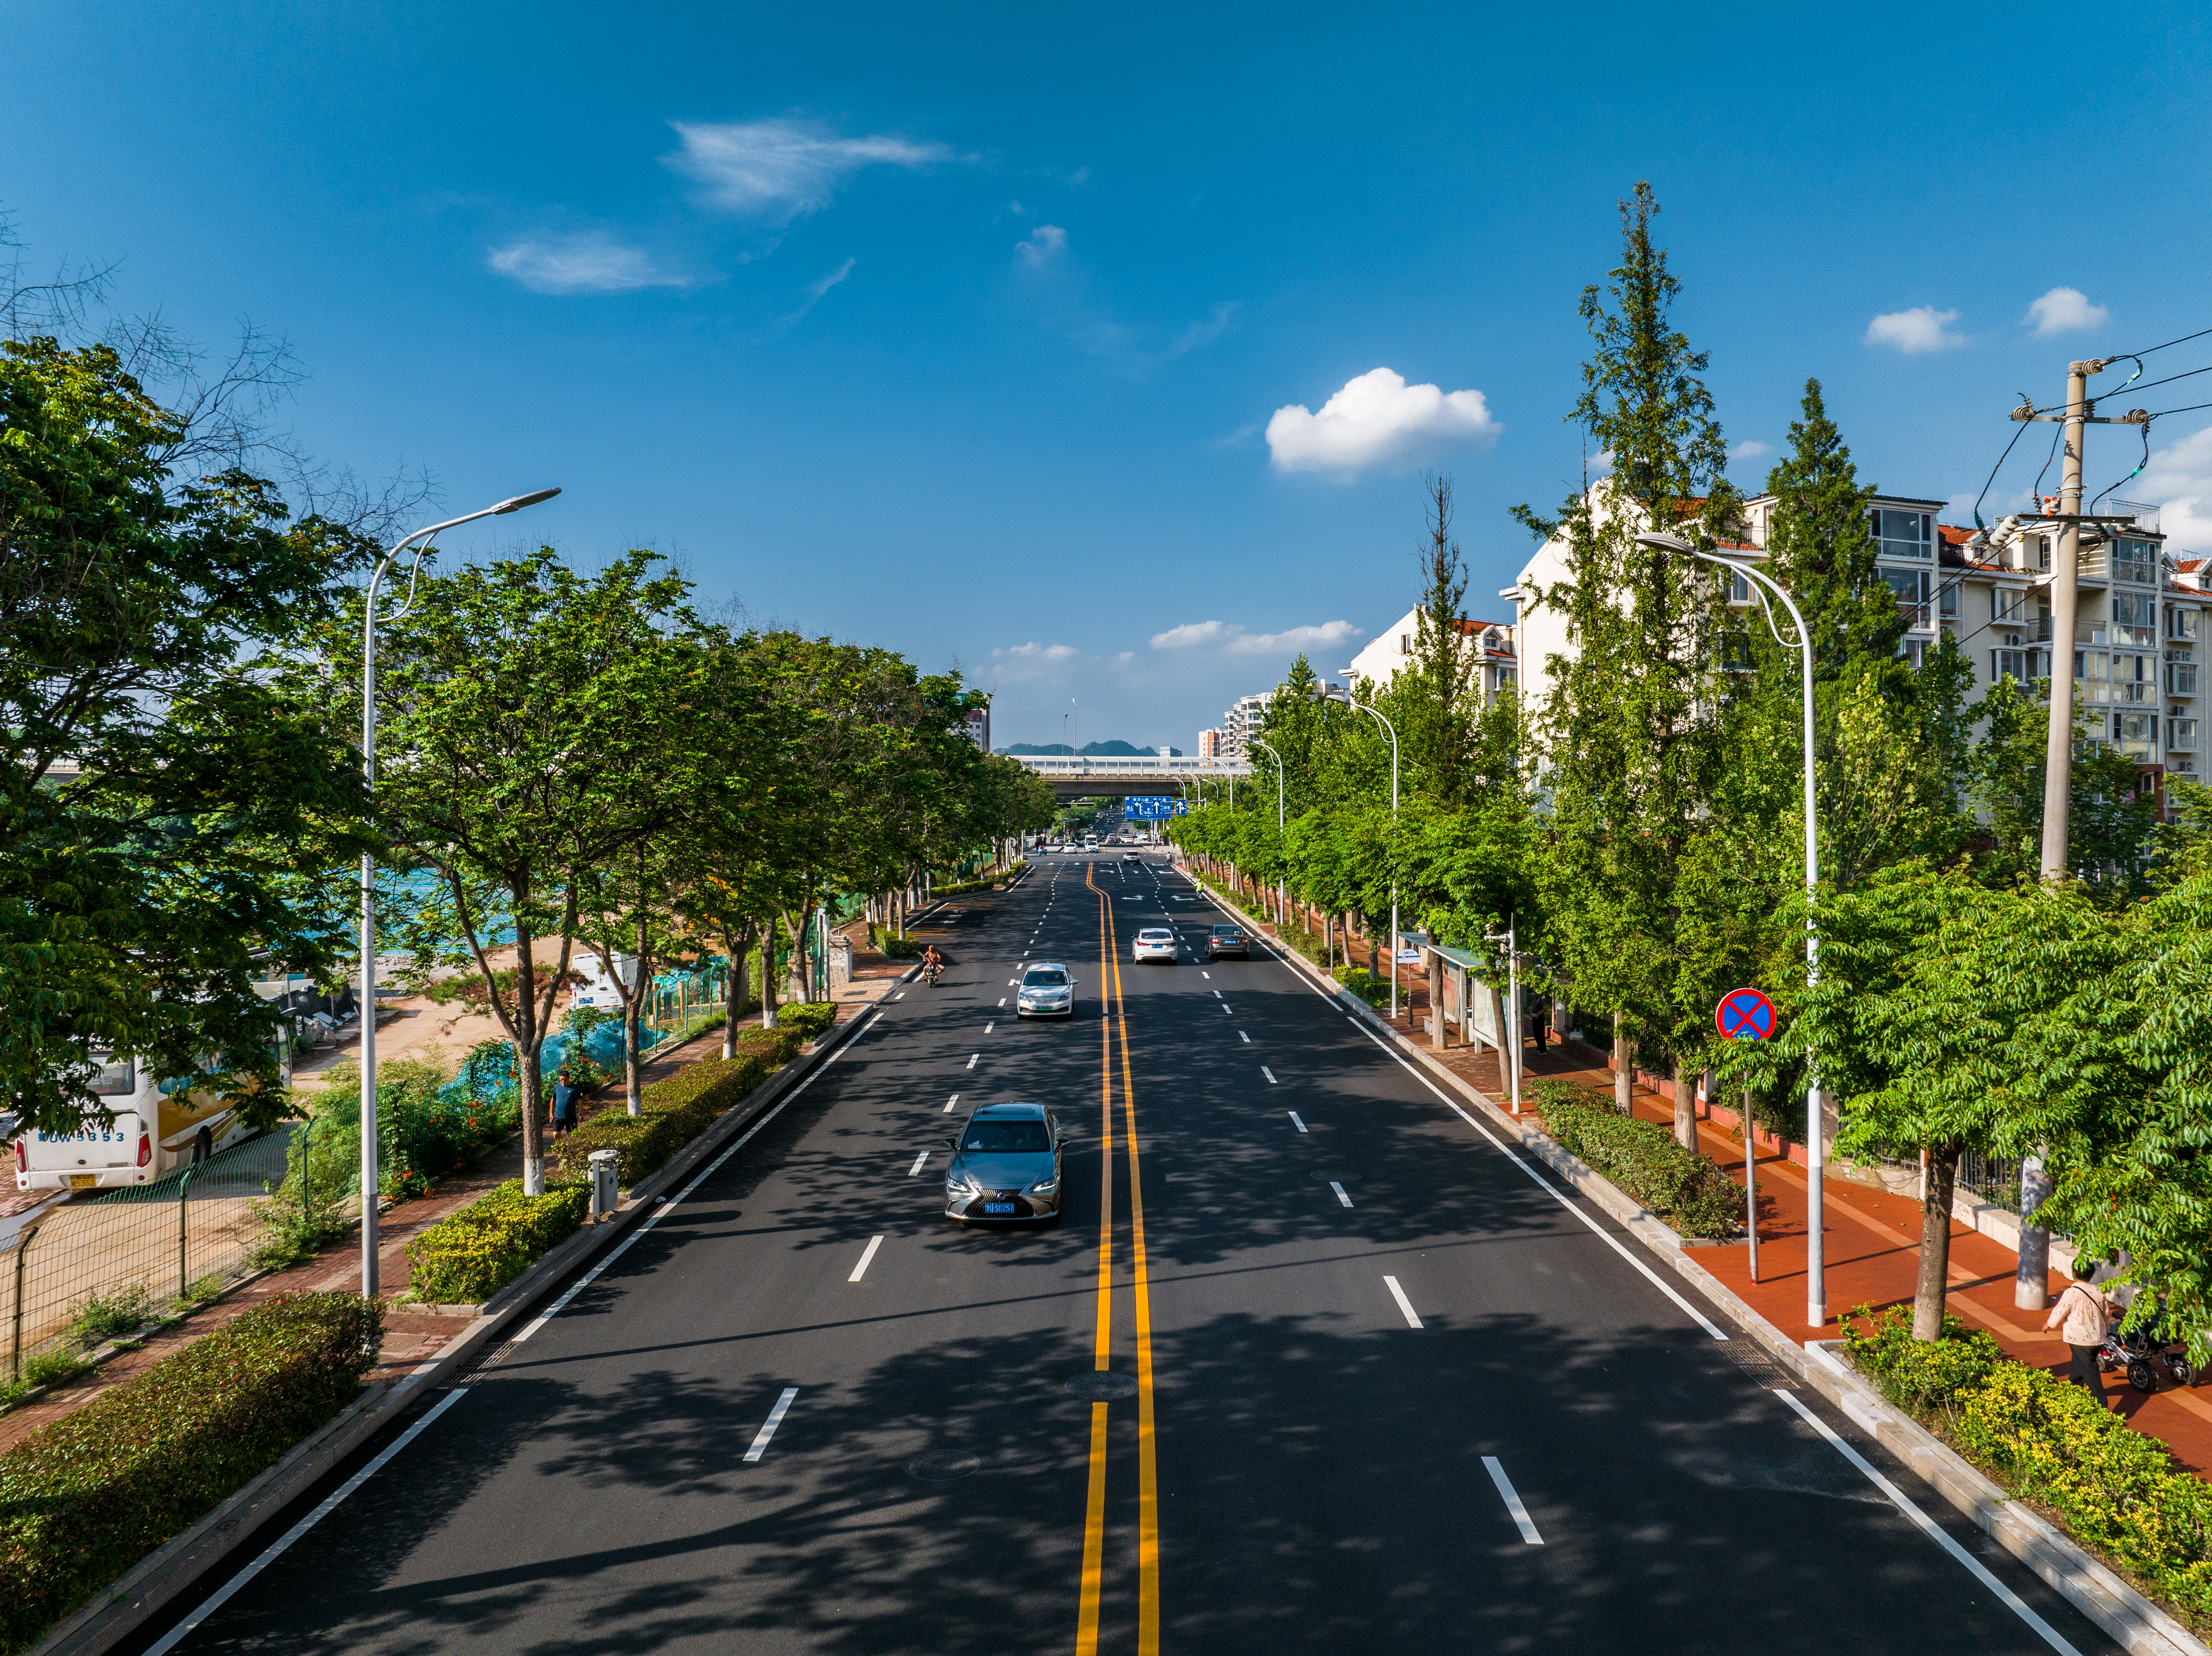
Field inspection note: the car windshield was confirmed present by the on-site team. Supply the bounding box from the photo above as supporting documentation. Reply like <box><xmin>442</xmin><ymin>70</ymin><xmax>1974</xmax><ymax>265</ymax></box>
<box><xmin>1023</xmin><ymin>969</ymin><xmax>1068</xmax><ymax>987</ymax></box>
<box><xmin>1212</xmin><ymin>926</ymin><xmax>1242</xmax><ymax>936</ymax></box>
<box><xmin>963</xmin><ymin>1119</ymin><xmax>1052</xmax><ymax>1152</ymax></box>
<box><xmin>1139</xmin><ymin>930</ymin><xmax>1171</xmax><ymax>940</ymax></box>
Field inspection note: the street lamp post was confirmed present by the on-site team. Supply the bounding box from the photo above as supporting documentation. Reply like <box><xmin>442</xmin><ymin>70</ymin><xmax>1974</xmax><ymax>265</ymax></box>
<box><xmin>1249</xmin><ymin>737</ymin><xmax>1286</xmax><ymax>926</ymax></box>
<box><xmin>1637</xmin><ymin>530</ymin><xmax>1824</xmax><ymax>1329</ymax></box>
<box><xmin>1325</xmin><ymin>685</ymin><xmax>1400</xmax><ymax>1021</ymax></box>
<box><xmin>357</xmin><ymin>487</ymin><xmax>559</xmax><ymax>1300</ymax></box>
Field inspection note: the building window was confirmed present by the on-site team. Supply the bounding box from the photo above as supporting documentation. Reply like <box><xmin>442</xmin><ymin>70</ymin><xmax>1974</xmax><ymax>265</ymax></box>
<box><xmin>1729</xmin><ymin>569</ymin><xmax>1749</xmax><ymax>603</ymax></box>
<box><xmin>1993</xmin><ymin>587</ymin><xmax>2028</xmax><ymax>624</ymax></box>
<box><xmin>1898</xmin><ymin>637</ymin><xmax>1930</xmax><ymax>670</ymax></box>
<box><xmin>1939</xmin><ymin>581</ymin><xmax>1959</xmax><ymax>619</ymax></box>
<box><xmin>2169</xmin><ymin>660</ymin><xmax>2199</xmax><ymax>697</ymax></box>
<box><xmin>1872</xmin><ymin>508</ymin><xmax>1933</xmax><ymax>561</ymax></box>
<box><xmin>1400</xmin><ymin>634</ymin><xmax>1411</xmax><ymax>654</ymax></box>
<box><xmin>2172</xmin><ymin>608</ymin><xmax>2201</xmax><ymax>642</ymax></box>
<box><xmin>2113</xmin><ymin>538</ymin><xmax>2158</xmax><ymax>585</ymax></box>
<box><xmin>2113</xmin><ymin>654</ymin><xmax>2155</xmax><ymax>704</ymax></box>
<box><xmin>1992</xmin><ymin>649</ymin><xmax>2028</xmax><ymax>684</ymax></box>
<box><xmin>2115</xmin><ymin>711</ymin><xmax>2155</xmax><ymax>758</ymax></box>
<box><xmin>2113</xmin><ymin>590</ymin><xmax>2157</xmax><ymax>646</ymax></box>
<box><xmin>1883</xmin><ymin>567</ymin><xmax>1932</xmax><ymax>629</ymax></box>
<box><xmin>2169</xmin><ymin>718</ymin><xmax>2199</xmax><ymax>751</ymax></box>
<box><xmin>2076</xmin><ymin>650</ymin><xmax>2110</xmax><ymax>702</ymax></box>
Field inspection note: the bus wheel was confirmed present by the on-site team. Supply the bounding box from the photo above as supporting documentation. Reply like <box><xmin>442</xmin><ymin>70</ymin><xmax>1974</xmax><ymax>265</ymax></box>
<box><xmin>192</xmin><ymin>1129</ymin><xmax>211</xmax><ymax>1165</ymax></box>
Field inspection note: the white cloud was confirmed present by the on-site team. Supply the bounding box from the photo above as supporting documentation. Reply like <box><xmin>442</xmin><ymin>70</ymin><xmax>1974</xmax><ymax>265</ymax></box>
<box><xmin>1729</xmin><ymin>440</ymin><xmax>1771</xmax><ymax>460</ymax></box>
<box><xmin>2027</xmin><ymin>286</ymin><xmax>2108</xmax><ymax>336</ymax></box>
<box><xmin>1865</xmin><ymin>305</ymin><xmax>1965</xmax><ymax>354</ymax></box>
<box><xmin>2142</xmin><ymin>422</ymin><xmax>2212</xmax><ymax>555</ymax></box>
<box><xmin>994</xmin><ymin>641</ymin><xmax>1082</xmax><ymax>663</ymax></box>
<box><xmin>1015</xmin><ymin>224</ymin><xmax>1067</xmax><ymax>266</ymax></box>
<box><xmin>1265</xmin><ymin>367</ymin><xmax>1500</xmax><ymax>477</ymax></box>
<box><xmin>1149</xmin><ymin>619</ymin><xmax>1363</xmax><ymax>656</ymax></box>
<box><xmin>784</xmin><ymin>257</ymin><xmax>854</xmax><ymax>323</ymax></box>
<box><xmin>487</xmin><ymin>232</ymin><xmax>686</xmax><ymax>295</ymax></box>
<box><xmin>666</xmin><ymin>119</ymin><xmax>951</xmax><ymax>221</ymax></box>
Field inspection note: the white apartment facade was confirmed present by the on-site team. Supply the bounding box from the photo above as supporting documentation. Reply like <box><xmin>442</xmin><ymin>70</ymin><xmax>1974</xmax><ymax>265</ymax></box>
<box><xmin>1220</xmin><ymin>693</ymin><xmax>1271</xmax><ymax>757</ymax></box>
<box><xmin>1504</xmin><ymin>482</ymin><xmax>2207</xmax><ymax>792</ymax></box>
<box><xmin>1342</xmin><ymin>606</ymin><xmax>1518</xmax><ymax>700</ymax></box>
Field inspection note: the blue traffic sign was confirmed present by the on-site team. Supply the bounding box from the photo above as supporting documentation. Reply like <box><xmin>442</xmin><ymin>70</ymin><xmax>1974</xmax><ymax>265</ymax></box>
<box><xmin>1714</xmin><ymin>987</ymin><xmax>1776</xmax><ymax>1041</ymax></box>
<box><xmin>1124</xmin><ymin>797</ymin><xmax>1189</xmax><ymax>820</ymax></box>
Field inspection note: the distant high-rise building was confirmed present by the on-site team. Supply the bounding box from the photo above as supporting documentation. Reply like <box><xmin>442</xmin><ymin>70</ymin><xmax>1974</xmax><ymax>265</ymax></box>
<box><xmin>1197</xmin><ymin>728</ymin><xmax>1226</xmax><ymax>759</ymax></box>
<box><xmin>1220</xmin><ymin>692</ymin><xmax>1271</xmax><ymax>756</ymax></box>
<box><xmin>962</xmin><ymin>702</ymin><xmax>991</xmax><ymax>752</ymax></box>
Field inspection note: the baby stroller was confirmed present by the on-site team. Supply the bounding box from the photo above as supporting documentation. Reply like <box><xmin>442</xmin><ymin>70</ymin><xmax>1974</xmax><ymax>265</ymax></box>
<box><xmin>2097</xmin><ymin>1296</ymin><xmax>2197</xmax><ymax>1393</ymax></box>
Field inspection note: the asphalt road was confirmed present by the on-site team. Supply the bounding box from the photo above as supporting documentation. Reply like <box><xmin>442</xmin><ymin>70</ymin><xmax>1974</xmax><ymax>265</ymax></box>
<box><xmin>130</xmin><ymin>852</ymin><xmax>2122</xmax><ymax>1656</ymax></box>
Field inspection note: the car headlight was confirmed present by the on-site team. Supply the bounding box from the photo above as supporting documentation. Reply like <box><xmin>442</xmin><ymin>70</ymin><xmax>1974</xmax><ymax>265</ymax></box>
<box><xmin>946</xmin><ymin>1172</ymin><xmax>980</xmax><ymax>1195</ymax></box>
<box><xmin>1027</xmin><ymin>1176</ymin><xmax>1059</xmax><ymax>1195</ymax></box>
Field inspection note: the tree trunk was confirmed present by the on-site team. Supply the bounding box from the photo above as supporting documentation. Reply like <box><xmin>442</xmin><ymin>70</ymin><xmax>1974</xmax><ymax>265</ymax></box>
<box><xmin>1428</xmin><ymin>952</ymin><xmax>1446</xmax><ymax>1050</ymax></box>
<box><xmin>761</xmin><ymin>929</ymin><xmax>779</xmax><ymax>1028</ymax></box>
<box><xmin>1613</xmin><ymin>1013</ymin><xmax>1632</xmax><ymax>1113</ymax></box>
<box><xmin>1913</xmin><ymin>1141</ymin><xmax>1964</xmax><ymax>1341</ymax></box>
<box><xmin>1673</xmin><ymin>1053</ymin><xmax>1696</xmax><ymax>1150</ymax></box>
<box><xmin>622</xmin><ymin>995</ymin><xmax>643</xmax><ymax>1116</ymax></box>
<box><xmin>721</xmin><ymin>927</ymin><xmax>745</xmax><ymax>1060</ymax></box>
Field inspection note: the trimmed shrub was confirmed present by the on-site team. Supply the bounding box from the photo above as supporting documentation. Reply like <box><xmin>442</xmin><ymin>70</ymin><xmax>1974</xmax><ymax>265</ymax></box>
<box><xmin>1332</xmin><ymin>965</ymin><xmax>1392</xmax><ymax>1008</ymax></box>
<box><xmin>1843</xmin><ymin>1300</ymin><xmax>2212</xmax><ymax>1629</ymax></box>
<box><xmin>1842</xmin><ymin>1300</ymin><xmax>2006</xmax><ymax>1417</ymax></box>
<box><xmin>549</xmin><ymin>1052</ymin><xmax>772</xmax><ymax>1187</ymax></box>
<box><xmin>0</xmin><ymin>1292</ymin><xmax>380</xmax><ymax>1652</ymax></box>
<box><xmin>777</xmin><ymin>1002</ymin><xmax>838</xmax><ymax>1042</ymax></box>
<box><xmin>1537</xmin><ymin>1089</ymin><xmax>1742</xmax><ymax>1238</ymax></box>
<box><xmin>404</xmin><ymin>1180</ymin><xmax>591</xmax><ymax>1305</ymax></box>
<box><xmin>730</xmin><ymin>1024</ymin><xmax>803</xmax><ymax>1066</ymax></box>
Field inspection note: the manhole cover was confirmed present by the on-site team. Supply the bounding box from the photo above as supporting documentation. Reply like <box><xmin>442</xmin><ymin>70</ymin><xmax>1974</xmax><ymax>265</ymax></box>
<box><xmin>1307</xmin><ymin>1170</ymin><xmax>1362</xmax><ymax>1184</ymax></box>
<box><xmin>1064</xmin><ymin>1371</ymin><xmax>1140</xmax><ymax>1401</ymax></box>
<box><xmin>907</xmin><ymin>1449</ymin><xmax>982</xmax><ymax>1482</ymax></box>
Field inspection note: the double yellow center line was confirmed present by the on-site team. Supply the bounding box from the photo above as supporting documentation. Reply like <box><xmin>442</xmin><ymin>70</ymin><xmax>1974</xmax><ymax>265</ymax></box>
<box><xmin>1075</xmin><ymin>863</ymin><xmax>1160</xmax><ymax>1654</ymax></box>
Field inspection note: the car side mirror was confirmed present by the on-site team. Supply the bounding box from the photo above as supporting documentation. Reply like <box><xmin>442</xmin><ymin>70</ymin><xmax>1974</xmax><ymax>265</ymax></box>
<box><xmin>942</xmin><ymin>1135</ymin><xmax>957</xmax><ymax>1148</ymax></box>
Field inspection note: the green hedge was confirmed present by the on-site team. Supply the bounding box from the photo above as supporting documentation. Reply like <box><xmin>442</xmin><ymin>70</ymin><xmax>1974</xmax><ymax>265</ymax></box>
<box><xmin>404</xmin><ymin>1180</ymin><xmax>592</xmax><ymax>1305</ymax></box>
<box><xmin>1332</xmin><ymin>965</ymin><xmax>1392</xmax><ymax>1008</ymax></box>
<box><xmin>0</xmin><ymin>1292</ymin><xmax>381</xmax><ymax>1652</ymax></box>
<box><xmin>549</xmin><ymin>1051</ymin><xmax>773</xmax><ymax>1187</ymax></box>
<box><xmin>774</xmin><ymin>1001</ymin><xmax>837</xmax><ymax>1042</ymax></box>
<box><xmin>1533</xmin><ymin>1080</ymin><xmax>1742</xmax><ymax>1239</ymax></box>
<box><xmin>1846</xmin><ymin>1302</ymin><xmax>2212</xmax><ymax>1629</ymax></box>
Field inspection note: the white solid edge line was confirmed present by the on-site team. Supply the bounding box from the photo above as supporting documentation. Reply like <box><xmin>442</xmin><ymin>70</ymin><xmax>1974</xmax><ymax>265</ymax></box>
<box><xmin>1330</xmin><ymin>1180</ymin><xmax>1354</xmax><ymax>1208</ymax></box>
<box><xmin>849</xmin><ymin>1234</ymin><xmax>885</xmax><ymax>1282</ymax></box>
<box><xmin>1261</xmin><ymin>1066</ymin><xmax>1277</xmax><ymax>1084</ymax></box>
<box><xmin>144</xmin><ymin>1388</ymin><xmax>472</xmax><ymax>1656</ymax></box>
<box><xmin>744</xmin><ymin>1387</ymin><xmax>801</xmax><ymax>1463</ymax></box>
<box><xmin>511</xmin><ymin>1021</ymin><xmax>860</xmax><ymax>1344</ymax></box>
<box><xmin>1289</xmin><ymin>1112</ymin><xmax>1307</xmax><ymax>1132</ymax></box>
<box><xmin>1772</xmin><ymin>1390</ymin><xmax>2080</xmax><ymax>1655</ymax></box>
<box><xmin>1383</xmin><ymin>1274</ymin><xmax>1424</xmax><ymax>1328</ymax></box>
<box><xmin>907</xmin><ymin>1150</ymin><xmax>930</xmax><ymax>1176</ymax></box>
<box><xmin>1481</xmin><ymin>1456</ymin><xmax>1545</xmax><ymax>1545</ymax></box>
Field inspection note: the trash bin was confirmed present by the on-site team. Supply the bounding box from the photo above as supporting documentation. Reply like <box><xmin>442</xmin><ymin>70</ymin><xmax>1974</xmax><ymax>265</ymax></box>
<box><xmin>589</xmin><ymin>1149</ymin><xmax>620</xmax><ymax>1222</ymax></box>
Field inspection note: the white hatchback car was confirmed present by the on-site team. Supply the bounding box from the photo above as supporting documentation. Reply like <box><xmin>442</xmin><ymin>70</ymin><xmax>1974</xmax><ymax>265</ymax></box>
<box><xmin>1132</xmin><ymin>927</ymin><xmax>1178</xmax><ymax>963</ymax></box>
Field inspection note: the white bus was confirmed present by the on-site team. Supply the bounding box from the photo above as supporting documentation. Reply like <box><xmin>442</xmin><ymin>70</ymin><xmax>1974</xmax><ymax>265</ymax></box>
<box><xmin>14</xmin><ymin>1039</ymin><xmax>288</xmax><ymax>1193</ymax></box>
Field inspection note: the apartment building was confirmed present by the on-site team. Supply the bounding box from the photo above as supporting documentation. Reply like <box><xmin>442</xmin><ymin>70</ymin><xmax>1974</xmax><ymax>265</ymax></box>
<box><xmin>1342</xmin><ymin>606</ymin><xmax>1518</xmax><ymax>700</ymax></box>
<box><xmin>1220</xmin><ymin>693</ymin><xmax>1272</xmax><ymax>757</ymax></box>
<box><xmin>1197</xmin><ymin>727</ymin><xmax>1226</xmax><ymax>760</ymax></box>
<box><xmin>1505</xmin><ymin>481</ymin><xmax>2207</xmax><ymax>787</ymax></box>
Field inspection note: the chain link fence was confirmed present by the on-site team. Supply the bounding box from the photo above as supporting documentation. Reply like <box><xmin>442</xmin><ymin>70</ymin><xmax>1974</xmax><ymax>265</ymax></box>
<box><xmin>0</xmin><ymin>1126</ymin><xmax>302</xmax><ymax>1378</ymax></box>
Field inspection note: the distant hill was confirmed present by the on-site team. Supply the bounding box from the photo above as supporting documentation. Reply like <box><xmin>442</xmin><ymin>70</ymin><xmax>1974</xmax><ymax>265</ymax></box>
<box><xmin>998</xmin><ymin>740</ymin><xmax>1182</xmax><ymax>757</ymax></box>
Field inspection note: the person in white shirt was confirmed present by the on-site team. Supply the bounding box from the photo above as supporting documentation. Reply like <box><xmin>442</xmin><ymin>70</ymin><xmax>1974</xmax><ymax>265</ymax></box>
<box><xmin>2043</xmin><ymin>1259</ymin><xmax>2115</xmax><ymax>1407</ymax></box>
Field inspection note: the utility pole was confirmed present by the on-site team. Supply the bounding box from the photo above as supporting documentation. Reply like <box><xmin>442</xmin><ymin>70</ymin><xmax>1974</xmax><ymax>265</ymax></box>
<box><xmin>2009</xmin><ymin>360</ymin><xmax>2148</xmax><ymax>1309</ymax></box>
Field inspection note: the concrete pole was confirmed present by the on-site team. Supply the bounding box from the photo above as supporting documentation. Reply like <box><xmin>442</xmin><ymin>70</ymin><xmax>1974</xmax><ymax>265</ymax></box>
<box><xmin>2037</xmin><ymin>360</ymin><xmax>2094</xmax><ymax>882</ymax></box>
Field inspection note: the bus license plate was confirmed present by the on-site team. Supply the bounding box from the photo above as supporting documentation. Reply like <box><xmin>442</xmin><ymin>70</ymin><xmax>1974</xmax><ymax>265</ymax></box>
<box><xmin>65</xmin><ymin>1174</ymin><xmax>97</xmax><ymax>1190</ymax></box>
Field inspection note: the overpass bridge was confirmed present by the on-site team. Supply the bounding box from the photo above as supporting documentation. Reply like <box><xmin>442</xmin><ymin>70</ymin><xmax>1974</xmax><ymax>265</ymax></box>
<box><xmin>1006</xmin><ymin>752</ymin><xmax>1252</xmax><ymax>802</ymax></box>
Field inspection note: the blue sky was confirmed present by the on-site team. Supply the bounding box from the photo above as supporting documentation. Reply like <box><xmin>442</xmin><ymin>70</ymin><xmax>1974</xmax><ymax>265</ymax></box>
<box><xmin>9</xmin><ymin>2</ymin><xmax>2212</xmax><ymax>750</ymax></box>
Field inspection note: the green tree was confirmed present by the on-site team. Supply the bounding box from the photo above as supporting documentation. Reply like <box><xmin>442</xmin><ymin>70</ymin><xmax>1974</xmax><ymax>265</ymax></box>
<box><xmin>0</xmin><ymin>337</ymin><xmax>371</xmax><ymax>1133</ymax></box>
<box><xmin>336</xmin><ymin>547</ymin><xmax>702</xmax><ymax>1195</ymax></box>
<box><xmin>1512</xmin><ymin>182</ymin><xmax>1739</xmax><ymax>1146</ymax></box>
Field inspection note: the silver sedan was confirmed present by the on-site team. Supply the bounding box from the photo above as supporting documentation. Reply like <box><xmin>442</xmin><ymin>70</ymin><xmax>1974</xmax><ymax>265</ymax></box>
<box><xmin>943</xmin><ymin>1103</ymin><xmax>1066</xmax><ymax>1222</ymax></box>
<box><xmin>1016</xmin><ymin>961</ymin><xmax>1077</xmax><ymax>1017</ymax></box>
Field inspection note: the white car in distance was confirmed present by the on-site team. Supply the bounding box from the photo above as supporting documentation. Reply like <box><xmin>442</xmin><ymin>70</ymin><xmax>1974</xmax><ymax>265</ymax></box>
<box><xmin>1132</xmin><ymin>927</ymin><xmax>1178</xmax><ymax>963</ymax></box>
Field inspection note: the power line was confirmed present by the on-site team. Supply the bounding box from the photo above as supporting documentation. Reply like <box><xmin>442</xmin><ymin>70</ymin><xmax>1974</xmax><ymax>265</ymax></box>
<box><xmin>2114</xmin><ymin>323</ymin><xmax>2212</xmax><ymax>359</ymax></box>
<box><xmin>1968</xmin><ymin>404</ymin><xmax>2036</xmax><ymax>529</ymax></box>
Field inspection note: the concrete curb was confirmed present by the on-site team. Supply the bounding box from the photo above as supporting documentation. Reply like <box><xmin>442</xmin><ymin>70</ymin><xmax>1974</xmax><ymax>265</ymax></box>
<box><xmin>1192</xmin><ymin>876</ymin><xmax>2212</xmax><ymax>1656</ymax></box>
<box><xmin>28</xmin><ymin>966</ymin><xmax>915</xmax><ymax>1656</ymax></box>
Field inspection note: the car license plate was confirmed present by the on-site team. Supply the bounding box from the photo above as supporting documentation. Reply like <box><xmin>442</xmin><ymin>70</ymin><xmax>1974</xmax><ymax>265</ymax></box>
<box><xmin>65</xmin><ymin>1174</ymin><xmax>97</xmax><ymax>1190</ymax></box>
<box><xmin>983</xmin><ymin>1200</ymin><xmax>1017</xmax><ymax>1215</ymax></box>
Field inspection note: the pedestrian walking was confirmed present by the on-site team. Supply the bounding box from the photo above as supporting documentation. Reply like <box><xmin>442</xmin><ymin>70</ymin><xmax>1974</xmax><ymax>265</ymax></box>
<box><xmin>2045</xmin><ymin>1259</ymin><xmax>2115</xmax><ymax>1406</ymax></box>
<box><xmin>550</xmin><ymin>1067</ymin><xmax>582</xmax><ymax>1138</ymax></box>
<box><xmin>1528</xmin><ymin>1002</ymin><xmax>1549</xmax><ymax>1054</ymax></box>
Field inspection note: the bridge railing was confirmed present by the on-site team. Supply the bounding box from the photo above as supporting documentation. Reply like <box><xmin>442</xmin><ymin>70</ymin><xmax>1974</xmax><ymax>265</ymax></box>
<box><xmin>1007</xmin><ymin>754</ymin><xmax>1251</xmax><ymax>778</ymax></box>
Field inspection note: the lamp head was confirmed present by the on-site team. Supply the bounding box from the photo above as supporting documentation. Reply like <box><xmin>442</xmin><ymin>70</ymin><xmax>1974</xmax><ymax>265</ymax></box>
<box><xmin>1635</xmin><ymin>531</ymin><xmax>1695</xmax><ymax>554</ymax></box>
<box><xmin>494</xmin><ymin>487</ymin><xmax>562</xmax><ymax>514</ymax></box>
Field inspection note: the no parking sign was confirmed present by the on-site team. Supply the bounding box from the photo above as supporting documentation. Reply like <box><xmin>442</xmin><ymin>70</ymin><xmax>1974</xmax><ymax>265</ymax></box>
<box><xmin>1714</xmin><ymin>987</ymin><xmax>1776</xmax><ymax>1041</ymax></box>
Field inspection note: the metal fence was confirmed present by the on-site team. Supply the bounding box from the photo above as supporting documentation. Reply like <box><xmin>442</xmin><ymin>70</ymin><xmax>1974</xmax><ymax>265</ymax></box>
<box><xmin>1</xmin><ymin>1126</ymin><xmax>299</xmax><ymax>1378</ymax></box>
